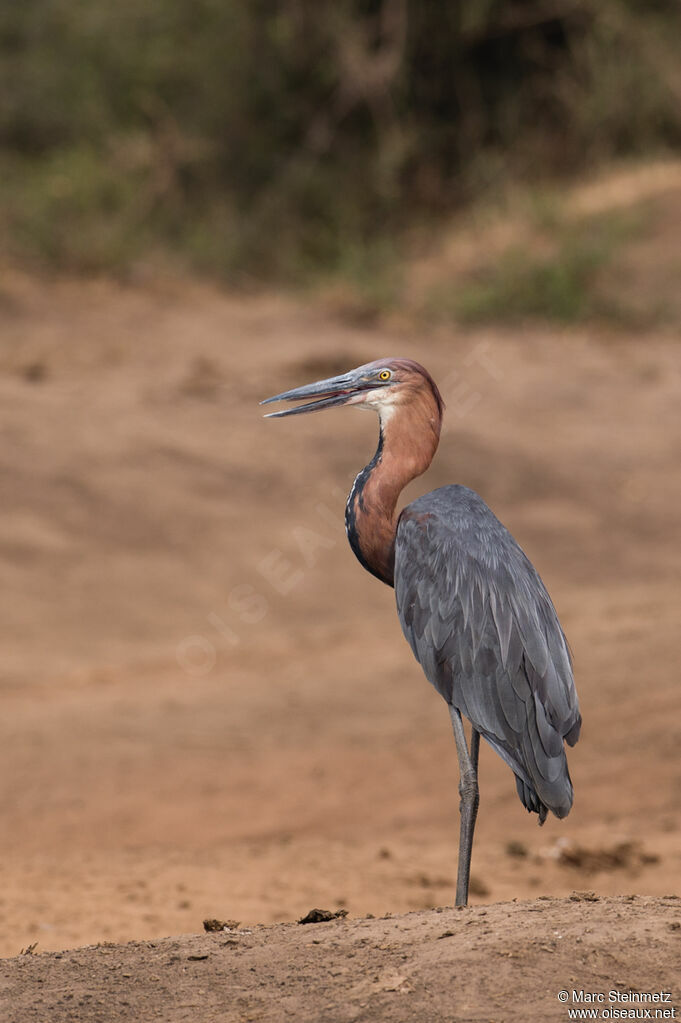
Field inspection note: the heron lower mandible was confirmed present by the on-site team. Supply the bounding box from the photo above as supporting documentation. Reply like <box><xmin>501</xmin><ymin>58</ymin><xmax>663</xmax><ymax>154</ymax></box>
<box><xmin>262</xmin><ymin>358</ymin><xmax>581</xmax><ymax>907</ymax></box>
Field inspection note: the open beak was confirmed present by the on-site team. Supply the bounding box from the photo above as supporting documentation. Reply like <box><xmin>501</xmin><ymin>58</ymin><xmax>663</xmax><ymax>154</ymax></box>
<box><xmin>260</xmin><ymin>369</ymin><xmax>378</xmax><ymax>418</ymax></box>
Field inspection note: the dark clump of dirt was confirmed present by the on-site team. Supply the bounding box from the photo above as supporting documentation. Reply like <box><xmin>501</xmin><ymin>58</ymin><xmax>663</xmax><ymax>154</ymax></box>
<box><xmin>297</xmin><ymin>908</ymin><xmax>348</xmax><ymax>924</ymax></box>
<box><xmin>468</xmin><ymin>875</ymin><xmax>490</xmax><ymax>896</ymax></box>
<box><xmin>21</xmin><ymin>360</ymin><xmax>48</xmax><ymax>383</ymax></box>
<box><xmin>203</xmin><ymin>918</ymin><xmax>241</xmax><ymax>932</ymax></box>
<box><xmin>557</xmin><ymin>840</ymin><xmax>660</xmax><ymax>874</ymax></box>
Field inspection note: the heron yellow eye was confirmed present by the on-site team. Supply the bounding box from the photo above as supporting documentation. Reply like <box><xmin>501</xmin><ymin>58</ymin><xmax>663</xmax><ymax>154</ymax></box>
<box><xmin>379</xmin><ymin>370</ymin><xmax>391</xmax><ymax>381</ymax></box>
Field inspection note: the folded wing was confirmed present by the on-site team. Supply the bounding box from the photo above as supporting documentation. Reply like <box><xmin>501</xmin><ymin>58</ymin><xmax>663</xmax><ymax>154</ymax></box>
<box><xmin>395</xmin><ymin>485</ymin><xmax>581</xmax><ymax>821</ymax></box>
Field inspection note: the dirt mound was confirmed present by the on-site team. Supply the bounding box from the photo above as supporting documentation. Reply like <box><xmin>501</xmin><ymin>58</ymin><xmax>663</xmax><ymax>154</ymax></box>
<box><xmin>1</xmin><ymin>897</ymin><xmax>679</xmax><ymax>1022</ymax></box>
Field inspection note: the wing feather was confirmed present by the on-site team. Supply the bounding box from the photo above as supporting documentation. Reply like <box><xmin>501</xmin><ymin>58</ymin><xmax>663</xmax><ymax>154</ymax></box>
<box><xmin>395</xmin><ymin>485</ymin><xmax>581</xmax><ymax>820</ymax></box>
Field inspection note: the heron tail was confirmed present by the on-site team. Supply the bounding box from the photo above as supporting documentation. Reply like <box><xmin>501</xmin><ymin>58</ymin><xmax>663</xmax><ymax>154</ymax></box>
<box><xmin>515</xmin><ymin>771</ymin><xmax>574</xmax><ymax>825</ymax></box>
<box><xmin>515</xmin><ymin>776</ymin><xmax>549</xmax><ymax>825</ymax></box>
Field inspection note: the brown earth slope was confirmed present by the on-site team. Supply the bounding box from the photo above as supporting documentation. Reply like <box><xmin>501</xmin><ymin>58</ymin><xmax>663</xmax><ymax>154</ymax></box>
<box><xmin>0</xmin><ymin>263</ymin><xmax>679</xmax><ymax>1013</ymax></box>
<box><xmin>1</xmin><ymin>897</ymin><xmax>680</xmax><ymax>1023</ymax></box>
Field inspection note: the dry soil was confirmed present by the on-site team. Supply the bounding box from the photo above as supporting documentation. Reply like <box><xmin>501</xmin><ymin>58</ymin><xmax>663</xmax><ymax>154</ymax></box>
<box><xmin>0</xmin><ymin>265</ymin><xmax>679</xmax><ymax>1018</ymax></box>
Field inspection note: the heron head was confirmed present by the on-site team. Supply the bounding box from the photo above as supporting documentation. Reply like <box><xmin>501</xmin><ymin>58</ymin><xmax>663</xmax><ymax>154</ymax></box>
<box><xmin>261</xmin><ymin>358</ymin><xmax>444</xmax><ymax>422</ymax></box>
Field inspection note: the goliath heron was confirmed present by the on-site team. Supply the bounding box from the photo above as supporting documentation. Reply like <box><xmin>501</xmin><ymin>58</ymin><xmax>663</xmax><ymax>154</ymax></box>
<box><xmin>262</xmin><ymin>358</ymin><xmax>581</xmax><ymax>907</ymax></box>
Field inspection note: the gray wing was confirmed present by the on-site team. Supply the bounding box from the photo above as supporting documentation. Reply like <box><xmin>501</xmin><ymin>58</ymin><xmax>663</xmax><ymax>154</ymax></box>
<box><xmin>394</xmin><ymin>485</ymin><xmax>581</xmax><ymax>821</ymax></box>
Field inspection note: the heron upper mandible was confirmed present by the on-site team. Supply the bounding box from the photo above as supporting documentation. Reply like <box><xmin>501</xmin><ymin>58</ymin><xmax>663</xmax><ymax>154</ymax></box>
<box><xmin>262</xmin><ymin>358</ymin><xmax>581</xmax><ymax>907</ymax></box>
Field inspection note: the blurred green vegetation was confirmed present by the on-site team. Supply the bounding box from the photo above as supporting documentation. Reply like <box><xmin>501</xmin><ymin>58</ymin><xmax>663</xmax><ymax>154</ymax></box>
<box><xmin>429</xmin><ymin>207</ymin><xmax>649</xmax><ymax>325</ymax></box>
<box><xmin>0</xmin><ymin>0</ymin><xmax>680</xmax><ymax>286</ymax></box>
<box><xmin>455</xmin><ymin>240</ymin><xmax>616</xmax><ymax>324</ymax></box>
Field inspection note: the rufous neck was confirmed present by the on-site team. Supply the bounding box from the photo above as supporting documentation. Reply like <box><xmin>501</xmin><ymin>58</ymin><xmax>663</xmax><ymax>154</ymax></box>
<box><xmin>345</xmin><ymin>389</ymin><xmax>442</xmax><ymax>585</ymax></box>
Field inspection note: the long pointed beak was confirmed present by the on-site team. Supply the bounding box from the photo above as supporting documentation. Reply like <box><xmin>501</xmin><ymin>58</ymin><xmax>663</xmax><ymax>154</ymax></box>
<box><xmin>260</xmin><ymin>370</ymin><xmax>373</xmax><ymax>418</ymax></box>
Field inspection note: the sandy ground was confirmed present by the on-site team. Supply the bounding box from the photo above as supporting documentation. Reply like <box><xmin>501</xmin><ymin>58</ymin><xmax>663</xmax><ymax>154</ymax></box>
<box><xmin>0</xmin><ymin>262</ymin><xmax>679</xmax><ymax>1012</ymax></box>
<box><xmin>2</xmin><ymin>896</ymin><xmax>681</xmax><ymax>1022</ymax></box>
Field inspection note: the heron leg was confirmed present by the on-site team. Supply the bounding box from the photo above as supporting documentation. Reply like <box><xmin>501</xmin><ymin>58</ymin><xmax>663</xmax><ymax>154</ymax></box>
<box><xmin>449</xmin><ymin>706</ymin><xmax>480</xmax><ymax>908</ymax></box>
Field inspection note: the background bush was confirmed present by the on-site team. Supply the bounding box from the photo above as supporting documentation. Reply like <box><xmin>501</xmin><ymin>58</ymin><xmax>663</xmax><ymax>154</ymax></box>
<box><xmin>1</xmin><ymin>0</ymin><xmax>680</xmax><ymax>278</ymax></box>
